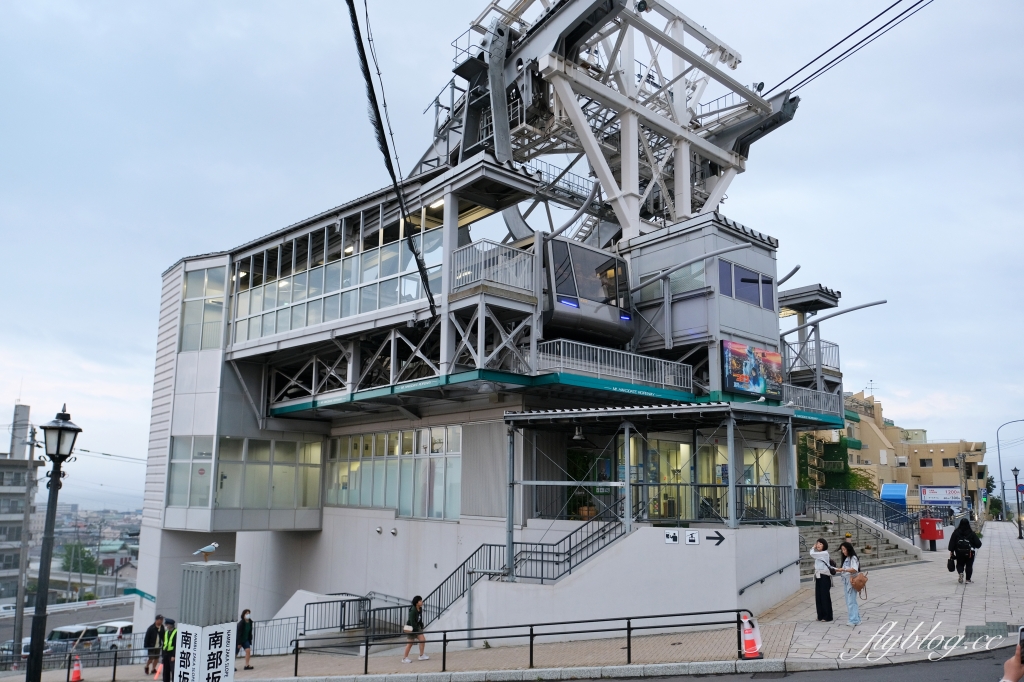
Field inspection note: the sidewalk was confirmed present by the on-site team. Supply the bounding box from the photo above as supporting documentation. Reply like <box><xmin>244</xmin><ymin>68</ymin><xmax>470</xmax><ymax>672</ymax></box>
<box><xmin>47</xmin><ymin>522</ymin><xmax>1023</xmax><ymax>681</ymax></box>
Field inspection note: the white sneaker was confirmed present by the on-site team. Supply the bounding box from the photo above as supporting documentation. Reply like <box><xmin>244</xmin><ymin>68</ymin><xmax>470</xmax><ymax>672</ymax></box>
<box><xmin>419</xmin><ymin>655</ymin><xmax>430</xmax><ymax>661</ymax></box>
<box><xmin>402</xmin><ymin>658</ymin><xmax>411</xmax><ymax>664</ymax></box>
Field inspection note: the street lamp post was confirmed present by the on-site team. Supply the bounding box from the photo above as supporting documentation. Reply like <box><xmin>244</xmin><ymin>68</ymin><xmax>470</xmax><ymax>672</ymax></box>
<box><xmin>1014</xmin><ymin>467</ymin><xmax>1023</xmax><ymax>541</ymax></box>
<box><xmin>996</xmin><ymin>419</ymin><xmax>1024</xmax><ymax>523</ymax></box>
<box><xmin>26</xmin><ymin>406</ymin><xmax>81</xmax><ymax>682</ymax></box>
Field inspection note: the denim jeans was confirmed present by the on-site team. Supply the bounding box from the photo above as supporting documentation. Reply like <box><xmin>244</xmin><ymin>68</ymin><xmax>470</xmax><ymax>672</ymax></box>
<box><xmin>843</xmin><ymin>581</ymin><xmax>861</xmax><ymax>625</ymax></box>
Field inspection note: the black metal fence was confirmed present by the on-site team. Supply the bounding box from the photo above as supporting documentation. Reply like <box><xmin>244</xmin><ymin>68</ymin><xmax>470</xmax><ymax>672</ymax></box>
<box><xmin>512</xmin><ymin>505</ymin><xmax>624</xmax><ymax>582</ymax></box>
<box><xmin>0</xmin><ymin>646</ymin><xmax>154</xmax><ymax>679</ymax></box>
<box><xmin>304</xmin><ymin>597</ymin><xmax>370</xmax><ymax>633</ymax></box>
<box><xmin>253</xmin><ymin>616</ymin><xmax>302</xmax><ymax>656</ymax></box>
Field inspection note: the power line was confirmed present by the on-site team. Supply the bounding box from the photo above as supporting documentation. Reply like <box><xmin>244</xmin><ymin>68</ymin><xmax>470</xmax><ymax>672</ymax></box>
<box><xmin>76</xmin><ymin>448</ymin><xmax>146</xmax><ymax>464</ymax></box>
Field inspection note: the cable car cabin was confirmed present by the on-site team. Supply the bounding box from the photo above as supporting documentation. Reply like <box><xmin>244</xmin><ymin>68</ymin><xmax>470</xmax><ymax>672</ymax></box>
<box><xmin>544</xmin><ymin>238</ymin><xmax>634</xmax><ymax>345</ymax></box>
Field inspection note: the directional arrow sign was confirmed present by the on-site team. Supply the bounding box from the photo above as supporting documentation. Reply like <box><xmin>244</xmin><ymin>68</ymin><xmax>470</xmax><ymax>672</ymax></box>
<box><xmin>705</xmin><ymin>530</ymin><xmax>725</xmax><ymax>546</ymax></box>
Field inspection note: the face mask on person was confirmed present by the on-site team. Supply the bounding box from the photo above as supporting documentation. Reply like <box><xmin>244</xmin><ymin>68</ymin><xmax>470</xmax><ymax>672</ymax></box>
<box><xmin>244</xmin><ymin>615</ymin><xmax>251</xmax><ymax>621</ymax></box>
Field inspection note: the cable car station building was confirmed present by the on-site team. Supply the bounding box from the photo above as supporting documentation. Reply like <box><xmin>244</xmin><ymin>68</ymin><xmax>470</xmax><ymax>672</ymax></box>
<box><xmin>138</xmin><ymin>0</ymin><xmax>851</xmax><ymax>632</ymax></box>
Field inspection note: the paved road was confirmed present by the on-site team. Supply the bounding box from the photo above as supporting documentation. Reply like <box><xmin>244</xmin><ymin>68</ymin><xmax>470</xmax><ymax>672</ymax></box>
<box><xmin>0</xmin><ymin>602</ymin><xmax>134</xmax><ymax>643</ymax></box>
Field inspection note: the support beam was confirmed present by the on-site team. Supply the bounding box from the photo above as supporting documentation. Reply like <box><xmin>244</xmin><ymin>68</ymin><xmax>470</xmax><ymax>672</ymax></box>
<box><xmin>622</xmin><ymin>421</ymin><xmax>633</xmax><ymax>533</ymax></box>
<box><xmin>699</xmin><ymin>166</ymin><xmax>736</xmax><ymax>214</ymax></box>
<box><xmin>787</xmin><ymin>417</ymin><xmax>796</xmax><ymax>524</ymax></box>
<box><xmin>439</xmin><ymin>191</ymin><xmax>458</xmax><ymax>374</ymax></box>
<box><xmin>726</xmin><ymin>414</ymin><xmax>738</xmax><ymax>528</ymax></box>
<box><xmin>506</xmin><ymin>426</ymin><xmax>516</xmax><ymax>581</ymax></box>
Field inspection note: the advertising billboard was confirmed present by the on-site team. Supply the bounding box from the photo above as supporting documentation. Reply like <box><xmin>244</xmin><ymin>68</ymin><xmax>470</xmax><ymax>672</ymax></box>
<box><xmin>722</xmin><ymin>340</ymin><xmax>783</xmax><ymax>398</ymax></box>
<box><xmin>919</xmin><ymin>486</ymin><xmax>963</xmax><ymax>506</ymax></box>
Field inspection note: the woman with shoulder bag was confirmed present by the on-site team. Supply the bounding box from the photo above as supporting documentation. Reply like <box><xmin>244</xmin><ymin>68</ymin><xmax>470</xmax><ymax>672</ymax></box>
<box><xmin>809</xmin><ymin>538</ymin><xmax>834</xmax><ymax>622</ymax></box>
<box><xmin>402</xmin><ymin>596</ymin><xmax>428</xmax><ymax>663</ymax></box>
<box><xmin>837</xmin><ymin>542</ymin><xmax>862</xmax><ymax>626</ymax></box>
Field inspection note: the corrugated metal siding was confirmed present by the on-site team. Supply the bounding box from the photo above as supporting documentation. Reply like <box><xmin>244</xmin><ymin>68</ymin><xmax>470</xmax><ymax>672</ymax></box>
<box><xmin>531</xmin><ymin>430</ymin><xmax>568</xmax><ymax>517</ymax></box>
<box><xmin>144</xmin><ymin>266</ymin><xmax>183</xmax><ymax>526</ymax></box>
<box><xmin>461</xmin><ymin>421</ymin><xmax>506</xmax><ymax>518</ymax></box>
<box><xmin>180</xmin><ymin>562</ymin><xmax>240</xmax><ymax>627</ymax></box>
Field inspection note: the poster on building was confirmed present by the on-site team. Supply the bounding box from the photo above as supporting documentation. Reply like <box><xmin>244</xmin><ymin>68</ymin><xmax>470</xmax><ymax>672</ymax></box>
<box><xmin>919</xmin><ymin>486</ymin><xmax>963</xmax><ymax>506</ymax></box>
<box><xmin>722</xmin><ymin>341</ymin><xmax>783</xmax><ymax>398</ymax></box>
<box><xmin>175</xmin><ymin>622</ymin><xmax>234</xmax><ymax>682</ymax></box>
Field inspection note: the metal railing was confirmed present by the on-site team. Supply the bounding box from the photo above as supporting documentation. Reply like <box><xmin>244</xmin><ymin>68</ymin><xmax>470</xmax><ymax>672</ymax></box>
<box><xmin>512</xmin><ymin>505</ymin><xmax>624</xmax><ymax>583</ymax></box>
<box><xmin>538</xmin><ymin>339</ymin><xmax>693</xmax><ymax>391</ymax></box>
<box><xmin>782</xmin><ymin>383</ymin><xmax>843</xmax><ymax>417</ymax></box>
<box><xmin>738</xmin><ymin>558</ymin><xmax>801</xmax><ymax>595</ymax></box>
<box><xmin>451</xmin><ymin>240</ymin><xmax>534</xmax><ymax>292</ymax></box>
<box><xmin>0</xmin><ymin>646</ymin><xmax>152</xmax><ymax>676</ymax></box>
<box><xmin>627</xmin><ymin>484</ymin><xmax>792</xmax><ymax>524</ymax></box>
<box><xmin>803</xmin><ymin>488</ymin><xmax>918</xmax><ymax>540</ymax></box>
<box><xmin>783</xmin><ymin>338</ymin><xmax>840</xmax><ymax>374</ymax></box>
<box><xmin>291</xmin><ymin>608</ymin><xmax>757</xmax><ymax>676</ymax></box>
<box><xmin>253</xmin><ymin>616</ymin><xmax>303</xmax><ymax>656</ymax></box>
<box><xmin>525</xmin><ymin>159</ymin><xmax>596</xmax><ymax>202</ymax></box>
<box><xmin>303</xmin><ymin>597</ymin><xmax>370</xmax><ymax>633</ymax></box>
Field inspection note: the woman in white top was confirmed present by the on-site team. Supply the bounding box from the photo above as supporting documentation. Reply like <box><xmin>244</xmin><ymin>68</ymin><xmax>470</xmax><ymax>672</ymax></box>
<box><xmin>837</xmin><ymin>542</ymin><xmax>861</xmax><ymax>626</ymax></box>
<box><xmin>809</xmin><ymin>538</ymin><xmax>834</xmax><ymax>622</ymax></box>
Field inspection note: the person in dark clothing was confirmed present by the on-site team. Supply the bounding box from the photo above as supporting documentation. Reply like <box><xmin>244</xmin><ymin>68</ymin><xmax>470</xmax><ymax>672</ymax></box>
<box><xmin>808</xmin><ymin>538</ymin><xmax>834</xmax><ymax>622</ymax></box>
<box><xmin>144</xmin><ymin>615</ymin><xmax>165</xmax><ymax>675</ymax></box>
<box><xmin>947</xmin><ymin>517</ymin><xmax>982</xmax><ymax>584</ymax></box>
<box><xmin>161</xmin><ymin>619</ymin><xmax>177</xmax><ymax>682</ymax></box>
<box><xmin>236</xmin><ymin>609</ymin><xmax>254</xmax><ymax>670</ymax></box>
<box><xmin>401</xmin><ymin>596</ymin><xmax>428</xmax><ymax>663</ymax></box>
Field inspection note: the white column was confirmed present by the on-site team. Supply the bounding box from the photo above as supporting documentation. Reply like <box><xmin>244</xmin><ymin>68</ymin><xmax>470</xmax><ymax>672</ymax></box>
<box><xmin>623</xmin><ymin>422</ymin><xmax>633</xmax><ymax>533</ymax></box>
<box><xmin>671</xmin><ymin>20</ymin><xmax>691</xmax><ymax>219</ymax></box>
<box><xmin>439</xmin><ymin>190</ymin><xmax>457</xmax><ymax>375</ymax></box>
<box><xmin>726</xmin><ymin>415</ymin><xmax>738</xmax><ymax>528</ymax></box>
<box><xmin>619</xmin><ymin>29</ymin><xmax>641</xmax><ymax>239</ymax></box>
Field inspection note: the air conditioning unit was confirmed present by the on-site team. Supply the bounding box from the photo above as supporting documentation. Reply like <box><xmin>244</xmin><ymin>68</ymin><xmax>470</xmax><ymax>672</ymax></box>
<box><xmin>863</xmin><ymin>460</ymin><xmax>872</xmax><ymax>465</ymax></box>
<box><xmin>896</xmin><ymin>456</ymin><xmax>908</xmax><ymax>467</ymax></box>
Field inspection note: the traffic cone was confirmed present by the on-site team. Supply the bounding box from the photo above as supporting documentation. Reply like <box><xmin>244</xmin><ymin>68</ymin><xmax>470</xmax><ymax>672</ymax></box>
<box><xmin>741</xmin><ymin>615</ymin><xmax>763</xmax><ymax>660</ymax></box>
<box><xmin>71</xmin><ymin>656</ymin><xmax>83</xmax><ymax>682</ymax></box>
<box><xmin>153</xmin><ymin>661</ymin><xmax>162</xmax><ymax>680</ymax></box>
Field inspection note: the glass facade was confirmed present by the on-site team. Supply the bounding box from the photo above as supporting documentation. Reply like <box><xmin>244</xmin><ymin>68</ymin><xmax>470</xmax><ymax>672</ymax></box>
<box><xmin>718</xmin><ymin>260</ymin><xmax>774</xmax><ymax>311</ymax></box>
<box><xmin>213</xmin><ymin>437</ymin><xmax>321</xmax><ymax>510</ymax></box>
<box><xmin>324</xmin><ymin>425</ymin><xmax>461</xmax><ymax>520</ymax></box>
<box><xmin>180</xmin><ymin>267</ymin><xmax>226</xmax><ymax>351</ymax></box>
<box><xmin>167</xmin><ymin>436</ymin><xmax>214</xmax><ymax>507</ymax></box>
<box><xmin>230</xmin><ymin>214</ymin><xmax>442</xmax><ymax>345</ymax></box>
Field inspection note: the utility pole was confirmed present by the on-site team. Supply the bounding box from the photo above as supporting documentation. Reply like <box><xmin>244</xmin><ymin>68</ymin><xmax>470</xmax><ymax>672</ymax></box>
<box><xmin>93</xmin><ymin>521</ymin><xmax>102</xmax><ymax>597</ymax></box>
<box><xmin>13</xmin><ymin>426</ymin><xmax>38</xmax><ymax>652</ymax></box>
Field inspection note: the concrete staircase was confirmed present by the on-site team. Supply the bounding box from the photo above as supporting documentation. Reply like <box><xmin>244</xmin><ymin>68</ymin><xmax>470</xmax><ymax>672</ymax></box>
<box><xmin>798</xmin><ymin>523</ymin><xmax>917</xmax><ymax>577</ymax></box>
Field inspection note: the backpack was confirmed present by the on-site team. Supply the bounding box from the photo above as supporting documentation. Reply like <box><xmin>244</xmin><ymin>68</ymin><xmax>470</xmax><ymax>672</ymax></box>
<box><xmin>955</xmin><ymin>536</ymin><xmax>972</xmax><ymax>556</ymax></box>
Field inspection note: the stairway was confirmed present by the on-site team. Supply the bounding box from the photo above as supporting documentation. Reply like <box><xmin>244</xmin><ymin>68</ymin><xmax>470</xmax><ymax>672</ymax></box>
<box><xmin>797</xmin><ymin>523</ymin><xmax>917</xmax><ymax>577</ymax></box>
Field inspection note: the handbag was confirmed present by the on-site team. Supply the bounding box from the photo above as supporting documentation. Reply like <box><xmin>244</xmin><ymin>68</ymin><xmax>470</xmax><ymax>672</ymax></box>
<box><xmin>828</xmin><ymin>559</ymin><xmax>837</xmax><ymax>576</ymax></box>
<box><xmin>946</xmin><ymin>556</ymin><xmax>955</xmax><ymax>572</ymax></box>
<box><xmin>851</xmin><ymin>570</ymin><xmax>868</xmax><ymax>597</ymax></box>
<box><xmin>403</xmin><ymin>625</ymin><xmax>413</xmax><ymax>633</ymax></box>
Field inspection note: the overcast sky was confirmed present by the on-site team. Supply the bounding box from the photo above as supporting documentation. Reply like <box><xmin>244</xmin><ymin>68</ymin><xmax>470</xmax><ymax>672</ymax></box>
<box><xmin>1</xmin><ymin>1</ymin><xmax>1022</xmax><ymax>509</ymax></box>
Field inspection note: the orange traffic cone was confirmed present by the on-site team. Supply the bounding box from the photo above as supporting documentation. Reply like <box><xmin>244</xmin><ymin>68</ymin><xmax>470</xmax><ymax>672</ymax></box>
<box><xmin>741</xmin><ymin>615</ymin><xmax>763</xmax><ymax>660</ymax></box>
<box><xmin>153</xmin><ymin>661</ymin><xmax>162</xmax><ymax>680</ymax></box>
<box><xmin>70</xmin><ymin>656</ymin><xmax>83</xmax><ymax>682</ymax></box>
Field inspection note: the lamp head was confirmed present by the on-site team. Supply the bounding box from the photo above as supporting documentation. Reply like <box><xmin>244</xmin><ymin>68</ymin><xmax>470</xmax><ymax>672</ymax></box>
<box><xmin>1013</xmin><ymin>467</ymin><xmax>1020</xmax><ymax>478</ymax></box>
<box><xmin>39</xmin><ymin>404</ymin><xmax>82</xmax><ymax>461</ymax></box>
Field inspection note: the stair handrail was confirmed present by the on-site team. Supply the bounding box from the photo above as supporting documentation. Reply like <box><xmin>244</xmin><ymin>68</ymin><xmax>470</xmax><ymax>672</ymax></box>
<box><xmin>738</xmin><ymin>558</ymin><xmax>802</xmax><ymax>595</ymax></box>
<box><xmin>811</xmin><ymin>497</ymin><xmax>888</xmax><ymax>546</ymax></box>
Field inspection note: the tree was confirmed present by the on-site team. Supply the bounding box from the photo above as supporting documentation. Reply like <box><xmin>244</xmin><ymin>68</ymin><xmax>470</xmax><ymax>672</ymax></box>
<box><xmin>986</xmin><ymin>475</ymin><xmax>996</xmax><ymax>495</ymax></box>
<box><xmin>61</xmin><ymin>542</ymin><xmax>98</xmax><ymax>574</ymax></box>
<box><xmin>988</xmin><ymin>497</ymin><xmax>1003</xmax><ymax>516</ymax></box>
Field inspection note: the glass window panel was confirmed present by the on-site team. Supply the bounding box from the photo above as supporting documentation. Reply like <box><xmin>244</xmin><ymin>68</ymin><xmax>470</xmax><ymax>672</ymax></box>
<box><xmin>342</xmin><ymin>255</ymin><xmax>359</xmax><ymax>289</ymax></box>
<box><xmin>342</xmin><ymin>290</ymin><xmax>357</xmax><ymax>318</ymax></box>
<box><xmin>271</xmin><ymin>464</ymin><xmax>296</xmax><ymax>508</ymax></box>
<box><xmin>251</xmin><ymin>253</ymin><xmax>264</xmax><ymax>288</ymax></box>
<box><xmin>371</xmin><ymin>432</ymin><xmax>383</xmax><ymax>458</ymax></box>
<box><xmin>291</xmin><ymin>303</ymin><xmax>306</xmax><ymax>330</ymax></box>
<box><xmin>265</xmin><ymin>247</ymin><xmax>279</xmax><ymax>284</ymax></box>
<box><xmin>445</xmin><ymin>458</ymin><xmax>461</xmax><ymax>519</ymax></box>
<box><xmin>382</xmin><ymin>220</ymin><xmax>400</xmax><ymax>245</ymax></box>
<box><xmin>379</xmin><ymin>277</ymin><xmax>399</xmax><ymax>309</ymax></box>
<box><xmin>280</xmin><ymin>241</ymin><xmax>294</xmax><ymax>278</ymax></box>
<box><xmin>569</xmin><ymin>245</ymin><xmax>617</xmax><ymax>304</ymax></box>
<box><xmin>292</xmin><ymin>272</ymin><xmax>307</xmax><ymax>302</ymax></box>
<box><xmin>734</xmin><ymin>265</ymin><xmax>760</xmax><ymax>305</ymax></box>
<box><xmin>761</xmin><ymin>276</ymin><xmax>774</xmax><ymax>311</ymax></box>
<box><xmin>274</xmin><ymin>441</ymin><xmax>298</xmax><ymax>463</ymax></box>
<box><xmin>348</xmin><ymin>460</ymin><xmax>361</xmax><ymax>506</ymax></box>
<box><xmin>235</xmin><ymin>290</ymin><xmax>249</xmax><ymax>319</ymax></box>
<box><xmin>447</xmin><ymin>426</ymin><xmax>461</xmax><ymax>453</ymax></box>
<box><xmin>185</xmin><ymin>270</ymin><xmax>206</xmax><ymax>299</ymax></box>
<box><xmin>172</xmin><ymin>437</ymin><xmax>192</xmax><ymax>461</ymax></box>
<box><xmin>193</xmin><ymin>436</ymin><xmax>213</xmax><ymax>459</ymax></box>
<box><xmin>167</xmin><ymin>463</ymin><xmax>190</xmax><ymax>506</ymax></box>
<box><xmin>431</xmin><ymin>427</ymin><xmax>445</xmax><ymax>453</ymax></box>
<box><xmin>359</xmin><ymin>459</ymin><xmax>373</xmax><ymax>505</ymax></box>
<box><xmin>362</xmin><ymin>208</ymin><xmax>381</xmax><ymax>251</ymax></box>
<box><xmin>360</xmin><ymin>284</ymin><xmax>378</xmax><ymax>313</ymax></box>
<box><xmin>333</xmin><ymin>461</ymin><xmax>350</xmax><ymax>505</ymax></box>
<box><xmin>718</xmin><ymin>260</ymin><xmax>732</xmax><ymax>297</ymax></box>
<box><xmin>206</xmin><ymin>267</ymin><xmax>226</xmax><ymax>297</ymax></box>
<box><xmin>323</xmin><ymin>293</ymin><xmax>341</xmax><ymax>322</ymax></box>
<box><xmin>248</xmin><ymin>315</ymin><xmax>261</xmax><ymax>340</ymax></box>
<box><xmin>427</xmin><ymin>266</ymin><xmax>441</xmax><ymax>298</ymax></box>
<box><xmin>236</xmin><ymin>260</ymin><xmax>250</xmax><ymax>292</ymax></box>
<box><xmin>276</xmin><ymin>308</ymin><xmax>291</xmax><ymax>334</ymax></box>
<box><xmin>300</xmin><ymin>442</ymin><xmax>321</xmax><ymax>464</ymax></box>
<box><xmin>325</xmin><ymin>262</ymin><xmax>341</xmax><ymax>293</ymax></box>
<box><xmin>247</xmin><ymin>439</ymin><xmax>271</xmax><ymax>463</ymax></box>
<box><xmin>399</xmin><ymin>459</ymin><xmax>414</xmax><ymax>516</ymax></box>
<box><xmin>308</xmin><ymin>267</ymin><xmax>324</xmax><ymax>298</ymax></box>
<box><xmin>276</xmin><ymin>277</ymin><xmax>292</xmax><ymax>307</ymax></box>
<box><xmin>400</xmin><ymin>275</ymin><xmax>420</xmax><ymax>303</ymax></box>
<box><xmin>234</xmin><ymin>321</ymin><xmax>248</xmax><ymax>344</ymax></box>
<box><xmin>215</xmin><ymin>462</ymin><xmax>243</xmax><ymax>508</ymax></box>
<box><xmin>201</xmin><ymin>299</ymin><xmax>223</xmax><ymax>350</ymax></box>
<box><xmin>430</xmin><ymin>458</ymin><xmax>445</xmax><ymax>519</ymax></box>
<box><xmin>387</xmin><ymin>432</ymin><xmax>400</xmax><ymax>456</ymax></box>
<box><xmin>422</xmin><ymin>229</ymin><xmax>443</xmax><ymax>267</ymax></box>
<box><xmin>189</xmin><ymin>462</ymin><xmax>212</xmax><ymax>507</ymax></box>
<box><xmin>372</xmin><ymin>460</ymin><xmax>385</xmax><ymax>506</ymax></box>
<box><xmin>360</xmin><ymin>249</ymin><xmax>379</xmax><ymax>283</ymax></box>
<box><xmin>380</xmin><ymin>242</ymin><xmax>400</xmax><ymax>278</ymax></box>
<box><xmin>295</xmin><ymin>234</ymin><xmax>309</xmax><ymax>273</ymax></box>
<box><xmin>243</xmin><ymin>464</ymin><xmax>269</xmax><ymax>508</ymax></box>
<box><xmin>327</xmin><ymin>227</ymin><xmax>343</xmax><ymax>263</ymax></box>
<box><xmin>263</xmin><ymin>281</ymin><xmax>277</xmax><ymax>311</ymax></box>
<box><xmin>400</xmin><ymin>238</ymin><xmax>418</xmax><ymax>273</ymax></box>
<box><xmin>385</xmin><ymin>459</ymin><xmax>399</xmax><ymax>508</ymax></box>
<box><xmin>413</xmin><ymin>458</ymin><xmax>430</xmax><ymax>517</ymax></box>
<box><xmin>360</xmin><ymin>435</ymin><xmax>372</xmax><ymax>459</ymax></box>
<box><xmin>218</xmin><ymin>437</ymin><xmax>243</xmax><ymax>461</ymax></box>
<box><xmin>417</xmin><ymin>428</ymin><xmax>430</xmax><ymax>455</ymax></box>
<box><xmin>616</xmin><ymin>260</ymin><xmax>630</xmax><ymax>308</ymax></box>
<box><xmin>181</xmin><ymin>300</ymin><xmax>204</xmax><ymax>351</ymax></box>
<box><xmin>401</xmin><ymin>431</ymin><xmax>414</xmax><ymax>455</ymax></box>
<box><xmin>310</xmin><ymin>228</ymin><xmax>326</xmax><ymax>268</ymax></box>
<box><xmin>299</xmin><ymin>466</ymin><xmax>320</xmax><ymax>508</ymax></box>
<box><xmin>343</xmin><ymin>215</ymin><xmax>359</xmax><ymax>256</ymax></box>
<box><xmin>250</xmin><ymin>285</ymin><xmax>263</xmax><ymax>314</ymax></box>
<box><xmin>306</xmin><ymin>298</ymin><xmax>323</xmax><ymax>326</ymax></box>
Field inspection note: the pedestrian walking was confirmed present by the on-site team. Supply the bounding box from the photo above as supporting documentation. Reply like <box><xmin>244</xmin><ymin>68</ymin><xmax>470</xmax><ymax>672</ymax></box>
<box><xmin>836</xmin><ymin>542</ymin><xmax>861</xmax><ymax>626</ymax></box>
<box><xmin>144</xmin><ymin>614</ymin><xmax>165</xmax><ymax>675</ymax></box>
<box><xmin>809</xmin><ymin>538</ymin><xmax>834</xmax><ymax>622</ymax></box>
<box><xmin>236</xmin><ymin>609</ymin><xmax>254</xmax><ymax>670</ymax></box>
<box><xmin>161</xmin><ymin>619</ymin><xmax>177</xmax><ymax>682</ymax></box>
<box><xmin>948</xmin><ymin>517</ymin><xmax>982</xmax><ymax>584</ymax></box>
<box><xmin>401</xmin><ymin>596</ymin><xmax>428</xmax><ymax>663</ymax></box>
